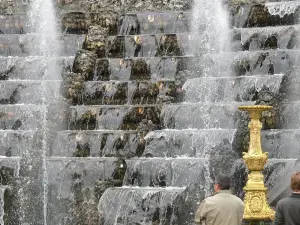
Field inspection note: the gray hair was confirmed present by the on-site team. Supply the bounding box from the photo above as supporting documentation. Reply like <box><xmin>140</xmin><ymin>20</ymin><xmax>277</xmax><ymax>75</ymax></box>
<box><xmin>215</xmin><ymin>174</ymin><xmax>231</xmax><ymax>190</ymax></box>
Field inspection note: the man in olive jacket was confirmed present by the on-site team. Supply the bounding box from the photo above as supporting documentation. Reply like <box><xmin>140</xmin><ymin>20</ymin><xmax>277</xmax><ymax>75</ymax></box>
<box><xmin>273</xmin><ymin>172</ymin><xmax>300</xmax><ymax>225</ymax></box>
<box><xmin>195</xmin><ymin>174</ymin><xmax>244</xmax><ymax>225</ymax></box>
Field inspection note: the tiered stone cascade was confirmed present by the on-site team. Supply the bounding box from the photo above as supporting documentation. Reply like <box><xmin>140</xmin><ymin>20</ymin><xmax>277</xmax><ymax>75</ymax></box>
<box><xmin>1</xmin><ymin>0</ymin><xmax>300</xmax><ymax>224</ymax></box>
<box><xmin>66</xmin><ymin>0</ymin><xmax>300</xmax><ymax>224</ymax></box>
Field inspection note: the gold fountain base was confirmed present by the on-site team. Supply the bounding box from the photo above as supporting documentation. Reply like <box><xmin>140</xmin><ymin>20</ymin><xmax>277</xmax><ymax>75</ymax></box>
<box><xmin>238</xmin><ymin>105</ymin><xmax>275</xmax><ymax>221</ymax></box>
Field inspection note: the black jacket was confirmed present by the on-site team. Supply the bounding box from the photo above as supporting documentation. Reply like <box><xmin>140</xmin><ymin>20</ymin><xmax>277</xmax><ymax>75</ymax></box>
<box><xmin>273</xmin><ymin>193</ymin><xmax>300</xmax><ymax>225</ymax></box>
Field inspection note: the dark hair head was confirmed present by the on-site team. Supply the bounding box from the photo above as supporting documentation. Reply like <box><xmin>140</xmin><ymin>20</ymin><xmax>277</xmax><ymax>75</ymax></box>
<box><xmin>215</xmin><ymin>174</ymin><xmax>231</xmax><ymax>190</ymax></box>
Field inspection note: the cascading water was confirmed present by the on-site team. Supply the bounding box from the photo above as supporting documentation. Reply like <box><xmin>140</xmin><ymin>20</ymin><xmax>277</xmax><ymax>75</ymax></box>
<box><xmin>97</xmin><ymin>0</ymin><xmax>233</xmax><ymax>224</ymax></box>
<box><xmin>190</xmin><ymin>0</ymin><xmax>230</xmax><ymax>77</ymax></box>
<box><xmin>2</xmin><ymin>0</ymin><xmax>300</xmax><ymax>224</ymax></box>
<box><xmin>187</xmin><ymin>0</ymin><xmax>231</xmax><ymax>197</ymax></box>
<box><xmin>29</xmin><ymin>0</ymin><xmax>61</xmax><ymax>58</ymax></box>
<box><xmin>28</xmin><ymin>0</ymin><xmax>62</xmax><ymax>224</ymax></box>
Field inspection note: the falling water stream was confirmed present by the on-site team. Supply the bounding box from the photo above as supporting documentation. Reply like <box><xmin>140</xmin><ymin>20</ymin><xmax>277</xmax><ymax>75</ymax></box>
<box><xmin>189</xmin><ymin>0</ymin><xmax>230</xmax><ymax>197</ymax></box>
<box><xmin>28</xmin><ymin>0</ymin><xmax>61</xmax><ymax>224</ymax></box>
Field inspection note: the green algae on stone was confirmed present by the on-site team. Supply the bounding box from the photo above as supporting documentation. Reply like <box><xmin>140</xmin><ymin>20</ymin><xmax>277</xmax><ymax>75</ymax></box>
<box><xmin>156</xmin><ymin>34</ymin><xmax>183</xmax><ymax>57</ymax></box>
<box><xmin>0</xmin><ymin>0</ymin><xmax>14</xmax><ymax>14</ymax></box>
<box><xmin>73</xmin><ymin>50</ymin><xmax>97</xmax><ymax>79</ymax></box>
<box><xmin>78</xmin><ymin>110</ymin><xmax>97</xmax><ymax>130</ymax></box>
<box><xmin>130</xmin><ymin>59</ymin><xmax>151</xmax><ymax>80</ymax></box>
<box><xmin>73</xmin><ymin>143</ymin><xmax>90</xmax><ymax>157</ymax></box>
<box><xmin>63</xmin><ymin>72</ymin><xmax>85</xmax><ymax>104</ymax></box>
<box><xmin>61</xmin><ymin>12</ymin><xmax>88</xmax><ymax>34</ymax></box>
<box><xmin>83</xmin><ymin>26</ymin><xmax>109</xmax><ymax>58</ymax></box>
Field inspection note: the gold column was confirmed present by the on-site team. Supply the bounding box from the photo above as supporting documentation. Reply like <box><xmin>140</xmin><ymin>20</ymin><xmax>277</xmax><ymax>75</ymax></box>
<box><xmin>238</xmin><ymin>105</ymin><xmax>275</xmax><ymax>221</ymax></box>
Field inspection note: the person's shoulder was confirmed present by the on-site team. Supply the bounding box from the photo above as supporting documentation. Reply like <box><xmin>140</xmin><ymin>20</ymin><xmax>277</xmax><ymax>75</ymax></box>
<box><xmin>203</xmin><ymin>195</ymin><xmax>219</xmax><ymax>205</ymax></box>
<box><xmin>229</xmin><ymin>194</ymin><xmax>244</xmax><ymax>204</ymax></box>
<box><xmin>277</xmin><ymin>196</ymin><xmax>293</xmax><ymax>205</ymax></box>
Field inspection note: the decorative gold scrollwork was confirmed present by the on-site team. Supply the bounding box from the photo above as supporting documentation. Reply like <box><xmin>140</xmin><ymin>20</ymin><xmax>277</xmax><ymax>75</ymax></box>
<box><xmin>238</xmin><ymin>105</ymin><xmax>275</xmax><ymax>221</ymax></box>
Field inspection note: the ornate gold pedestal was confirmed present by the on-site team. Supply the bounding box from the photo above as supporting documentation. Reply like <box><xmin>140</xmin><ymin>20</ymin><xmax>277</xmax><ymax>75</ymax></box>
<box><xmin>238</xmin><ymin>105</ymin><xmax>275</xmax><ymax>221</ymax></box>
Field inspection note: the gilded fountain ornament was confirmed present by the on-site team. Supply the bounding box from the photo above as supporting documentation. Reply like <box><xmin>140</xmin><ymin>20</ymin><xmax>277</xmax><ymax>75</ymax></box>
<box><xmin>238</xmin><ymin>105</ymin><xmax>275</xmax><ymax>221</ymax></box>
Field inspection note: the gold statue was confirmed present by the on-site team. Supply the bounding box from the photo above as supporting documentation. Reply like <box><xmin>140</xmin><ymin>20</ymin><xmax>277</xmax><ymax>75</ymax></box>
<box><xmin>238</xmin><ymin>105</ymin><xmax>275</xmax><ymax>221</ymax></box>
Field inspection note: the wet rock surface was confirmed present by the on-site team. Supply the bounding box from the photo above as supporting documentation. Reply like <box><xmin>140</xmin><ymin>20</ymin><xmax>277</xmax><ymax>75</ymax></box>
<box><xmin>232</xmin><ymin>85</ymin><xmax>286</xmax><ymax>156</ymax></box>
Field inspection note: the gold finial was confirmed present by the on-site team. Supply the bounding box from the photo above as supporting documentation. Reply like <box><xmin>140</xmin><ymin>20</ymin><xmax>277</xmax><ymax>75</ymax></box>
<box><xmin>238</xmin><ymin>105</ymin><xmax>275</xmax><ymax>221</ymax></box>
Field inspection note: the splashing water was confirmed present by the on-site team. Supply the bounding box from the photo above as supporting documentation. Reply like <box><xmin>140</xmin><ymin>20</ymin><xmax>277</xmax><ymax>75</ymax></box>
<box><xmin>189</xmin><ymin>0</ymin><xmax>231</xmax><ymax>196</ymax></box>
<box><xmin>266</xmin><ymin>1</ymin><xmax>300</xmax><ymax>18</ymax></box>
<box><xmin>190</xmin><ymin>0</ymin><xmax>230</xmax><ymax>56</ymax></box>
<box><xmin>28</xmin><ymin>0</ymin><xmax>62</xmax><ymax>224</ymax></box>
<box><xmin>29</xmin><ymin>0</ymin><xmax>61</xmax><ymax>58</ymax></box>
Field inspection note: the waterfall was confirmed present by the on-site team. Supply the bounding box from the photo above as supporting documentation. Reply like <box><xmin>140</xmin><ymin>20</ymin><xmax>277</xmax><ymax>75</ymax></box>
<box><xmin>28</xmin><ymin>0</ymin><xmax>62</xmax><ymax>224</ymax></box>
<box><xmin>190</xmin><ymin>0</ymin><xmax>230</xmax><ymax>77</ymax></box>
<box><xmin>189</xmin><ymin>0</ymin><xmax>231</xmax><ymax>197</ymax></box>
<box><xmin>29</xmin><ymin>0</ymin><xmax>61</xmax><ymax>59</ymax></box>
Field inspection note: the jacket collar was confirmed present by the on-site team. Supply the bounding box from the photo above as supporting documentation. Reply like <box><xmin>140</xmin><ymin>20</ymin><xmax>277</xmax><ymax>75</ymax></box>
<box><xmin>215</xmin><ymin>190</ymin><xmax>231</xmax><ymax>195</ymax></box>
<box><xmin>291</xmin><ymin>193</ymin><xmax>300</xmax><ymax>198</ymax></box>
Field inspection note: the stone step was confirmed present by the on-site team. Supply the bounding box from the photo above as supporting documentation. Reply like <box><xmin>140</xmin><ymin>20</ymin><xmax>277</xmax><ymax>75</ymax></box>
<box><xmin>160</xmin><ymin>101</ymin><xmax>300</xmax><ymax>130</ymax></box>
<box><xmin>0</xmin><ymin>14</ymin><xmax>27</xmax><ymax>34</ymax></box>
<box><xmin>0</xmin><ymin>12</ymin><xmax>91</xmax><ymax>34</ymax></box>
<box><xmin>279</xmin><ymin>101</ymin><xmax>300</xmax><ymax>129</ymax></box>
<box><xmin>0</xmin><ymin>56</ymin><xmax>74</xmax><ymax>80</ymax></box>
<box><xmin>0</xmin><ymin>157</ymin><xmax>20</xmax><ymax>185</ymax></box>
<box><xmin>161</xmin><ymin>102</ymin><xmax>253</xmax><ymax>129</ymax></box>
<box><xmin>0</xmin><ymin>80</ymin><xmax>62</xmax><ymax>104</ymax></box>
<box><xmin>143</xmin><ymin>128</ymin><xmax>300</xmax><ymax>159</ymax></box>
<box><xmin>52</xmin><ymin>130</ymin><xmax>144</xmax><ymax>158</ymax></box>
<box><xmin>0</xmin><ymin>34</ymin><xmax>84</xmax><ymax>57</ymax></box>
<box><xmin>0</xmin><ymin>11</ymin><xmax>120</xmax><ymax>35</ymax></box>
<box><xmin>98</xmin><ymin>187</ymin><xmax>186</xmax><ymax>225</ymax></box>
<box><xmin>106</xmin><ymin>25</ymin><xmax>300</xmax><ymax>53</ymax></box>
<box><xmin>107</xmin><ymin>30</ymin><xmax>300</xmax><ymax>56</ymax></box>
<box><xmin>0</xmin><ymin>104</ymin><xmax>43</xmax><ymax>130</ymax></box>
<box><xmin>119</xmin><ymin>12</ymin><xmax>189</xmax><ymax>35</ymax></box>
<box><xmin>0</xmin><ymin>130</ymin><xmax>36</xmax><ymax>157</ymax></box>
<box><xmin>0</xmin><ymin>103</ymin><xmax>68</xmax><ymax>131</ymax></box>
<box><xmin>46</xmin><ymin>157</ymin><xmax>120</xmax><ymax>194</ymax></box>
<box><xmin>183</xmin><ymin>75</ymin><xmax>284</xmax><ymax>102</ymax></box>
<box><xmin>262</xmin><ymin>129</ymin><xmax>300</xmax><ymax>159</ymax></box>
<box><xmin>0</xmin><ymin>11</ymin><xmax>189</xmax><ymax>36</ymax></box>
<box><xmin>68</xmin><ymin>105</ymin><xmax>161</xmax><ymax>130</ymax></box>
<box><xmin>144</xmin><ymin>129</ymin><xmax>237</xmax><ymax>157</ymax></box>
<box><xmin>208</xmin><ymin>50</ymin><xmax>300</xmax><ymax>77</ymax></box>
<box><xmin>3</xmin><ymin>1</ymin><xmax>300</xmax><ymax>36</ymax></box>
<box><xmin>103</xmin><ymin>33</ymin><xmax>191</xmax><ymax>58</ymax></box>
<box><xmin>54</xmin><ymin>0</ymin><xmax>191</xmax><ymax>15</ymax></box>
<box><xmin>233</xmin><ymin>25</ymin><xmax>300</xmax><ymax>51</ymax></box>
<box><xmin>90</xmin><ymin>49</ymin><xmax>300</xmax><ymax>80</ymax></box>
<box><xmin>230</xmin><ymin>1</ymin><xmax>300</xmax><ymax>28</ymax></box>
<box><xmin>67</xmin><ymin>1</ymin><xmax>300</xmax><ymax>34</ymax></box>
<box><xmin>46</xmin><ymin>156</ymin><xmax>123</xmax><ymax>224</ymax></box>
<box><xmin>55</xmin><ymin>0</ymin><xmax>300</xmax><ymax>36</ymax></box>
<box><xmin>120</xmin><ymin>9</ymin><xmax>300</xmax><ymax>35</ymax></box>
<box><xmin>124</xmin><ymin>158</ymin><xmax>207</xmax><ymax>187</ymax></box>
<box><xmin>89</xmin><ymin>56</ymin><xmax>193</xmax><ymax>81</ymax></box>
<box><xmin>283</xmin><ymin>76</ymin><xmax>300</xmax><ymax>101</ymax></box>
<box><xmin>73</xmin><ymin>80</ymin><xmax>178</xmax><ymax>105</ymax></box>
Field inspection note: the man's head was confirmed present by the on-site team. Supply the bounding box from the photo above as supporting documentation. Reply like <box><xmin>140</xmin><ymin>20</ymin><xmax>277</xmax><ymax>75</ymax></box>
<box><xmin>291</xmin><ymin>172</ymin><xmax>300</xmax><ymax>193</ymax></box>
<box><xmin>214</xmin><ymin>174</ymin><xmax>231</xmax><ymax>192</ymax></box>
